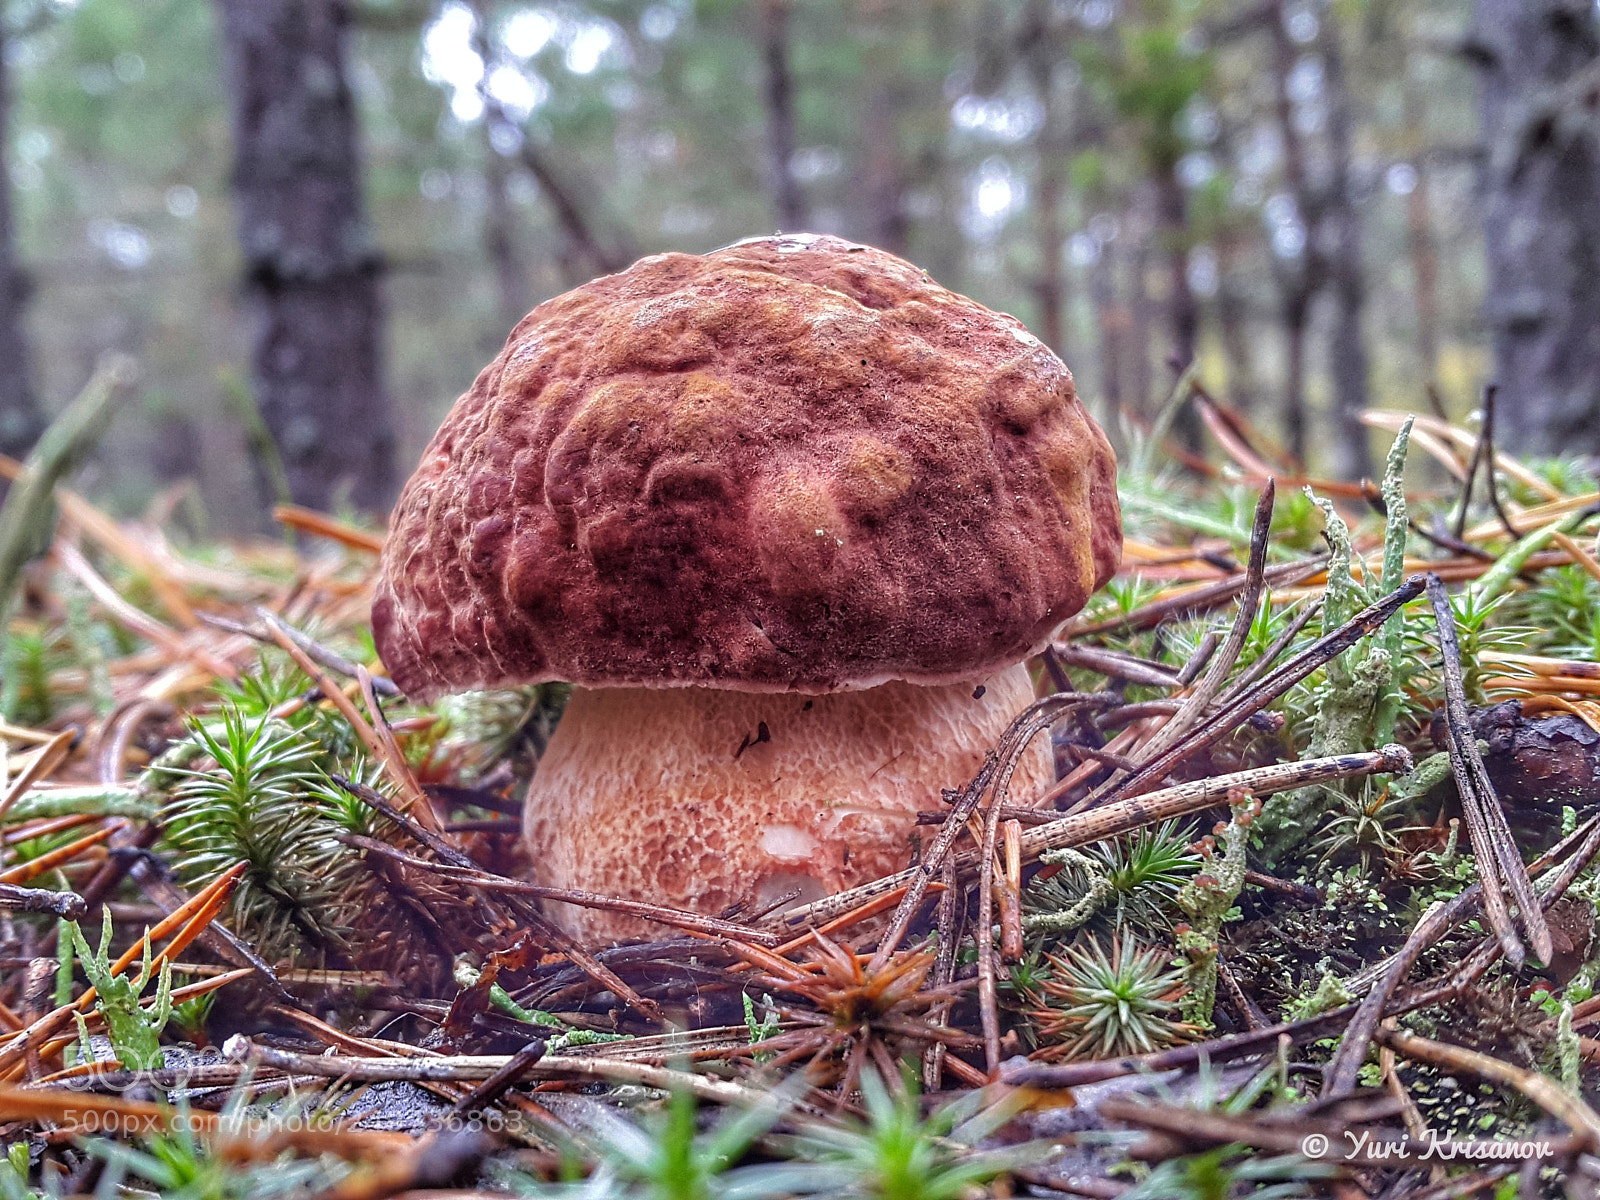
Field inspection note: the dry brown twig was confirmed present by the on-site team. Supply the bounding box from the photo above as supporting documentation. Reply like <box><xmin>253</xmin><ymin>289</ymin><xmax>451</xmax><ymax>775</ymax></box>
<box><xmin>1426</xmin><ymin>572</ymin><xmax>1552</xmax><ymax>966</ymax></box>
<box><xmin>1375</xmin><ymin>1026</ymin><xmax>1600</xmax><ymax>1150</ymax></box>
<box><xmin>773</xmin><ymin>746</ymin><xmax>1412</xmax><ymax>933</ymax></box>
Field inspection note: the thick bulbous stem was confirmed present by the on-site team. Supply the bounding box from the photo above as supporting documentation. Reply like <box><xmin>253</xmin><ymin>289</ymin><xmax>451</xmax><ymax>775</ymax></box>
<box><xmin>521</xmin><ymin>664</ymin><xmax>1053</xmax><ymax>943</ymax></box>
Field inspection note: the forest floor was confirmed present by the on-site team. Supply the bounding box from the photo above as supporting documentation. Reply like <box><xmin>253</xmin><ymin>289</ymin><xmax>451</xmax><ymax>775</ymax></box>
<box><xmin>3</xmin><ymin>390</ymin><xmax>1600</xmax><ymax>1198</ymax></box>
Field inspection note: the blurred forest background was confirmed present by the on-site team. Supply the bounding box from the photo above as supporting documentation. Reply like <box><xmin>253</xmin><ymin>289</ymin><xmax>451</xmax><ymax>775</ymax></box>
<box><xmin>0</xmin><ymin>0</ymin><xmax>1594</xmax><ymax>531</ymax></box>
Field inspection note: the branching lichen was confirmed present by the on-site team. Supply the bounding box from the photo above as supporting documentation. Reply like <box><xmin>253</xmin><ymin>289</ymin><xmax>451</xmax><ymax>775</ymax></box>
<box><xmin>1375</xmin><ymin>418</ymin><xmax>1413</xmax><ymax>744</ymax></box>
<box><xmin>1283</xmin><ymin>970</ymin><xmax>1355</xmax><ymax>1023</ymax></box>
<box><xmin>69</xmin><ymin>911</ymin><xmax>173</xmax><ymax>1072</ymax></box>
<box><xmin>1175</xmin><ymin>792</ymin><xmax>1257</xmax><ymax>1029</ymax></box>
<box><xmin>1258</xmin><ymin>430</ymin><xmax>1415</xmax><ymax>862</ymax></box>
<box><xmin>1559</xmin><ymin>1000</ymin><xmax>1580</xmax><ymax>1095</ymax></box>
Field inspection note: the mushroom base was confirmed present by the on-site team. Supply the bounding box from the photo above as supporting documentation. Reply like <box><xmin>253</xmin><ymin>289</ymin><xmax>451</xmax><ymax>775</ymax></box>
<box><xmin>520</xmin><ymin>665</ymin><xmax>1053</xmax><ymax>944</ymax></box>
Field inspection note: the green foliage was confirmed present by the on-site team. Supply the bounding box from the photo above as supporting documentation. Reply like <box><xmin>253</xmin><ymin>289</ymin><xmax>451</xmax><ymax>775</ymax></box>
<box><xmin>213</xmin><ymin>652</ymin><xmax>312</xmax><ymax>717</ymax></box>
<box><xmin>159</xmin><ymin>703</ymin><xmax>363</xmax><ymax>961</ymax></box>
<box><xmin>1079</xmin><ymin>6</ymin><xmax>1212</xmax><ymax>172</ymax></box>
<box><xmin>431</xmin><ymin>684</ymin><xmax>566</xmax><ymax>781</ymax></box>
<box><xmin>1086</xmin><ymin>572</ymin><xmax>1164</xmax><ymax>626</ymax></box>
<box><xmin>1117</xmin><ymin>1060</ymin><xmax>1330</xmax><ymax>1197</ymax></box>
<box><xmin>1257</xmin><ymin>434</ymin><xmax>1419</xmax><ymax>863</ymax></box>
<box><xmin>59</xmin><ymin>574</ymin><xmax>115</xmax><ymax>715</ymax></box>
<box><xmin>167</xmin><ymin>984</ymin><xmax>216</xmax><ymax>1047</ymax></box>
<box><xmin>1472</xmin><ymin>507</ymin><xmax>1598</xmax><ymax>608</ymax></box>
<box><xmin>1030</xmin><ymin>933</ymin><xmax>1193</xmax><ymax>1060</ymax></box>
<box><xmin>68</xmin><ymin>909</ymin><xmax>172</xmax><ymax>1071</ymax></box>
<box><xmin>1443</xmin><ymin>590</ymin><xmax>1527</xmax><ymax>706</ymax></box>
<box><xmin>1282</xmin><ymin>970</ymin><xmax>1354</xmax><ymax>1023</ymax></box>
<box><xmin>1121</xmin><ymin>1146</ymin><xmax>1323</xmax><ymax>1200</ymax></box>
<box><xmin>504</xmin><ymin>1069</ymin><xmax>1049</xmax><ymax>1200</ymax></box>
<box><xmin>1374</xmin><ymin>418</ymin><xmax>1414</xmax><ymax>742</ymax></box>
<box><xmin>0</xmin><ymin>620</ymin><xmax>70</xmax><ymax>725</ymax></box>
<box><xmin>743</xmin><ymin>992</ymin><xmax>779</xmax><ymax>1057</ymax></box>
<box><xmin>1176</xmin><ymin>795</ymin><xmax>1254</xmax><ymax>1028</ymax></box>
<box><xmin>1026</xmin><ymin>820</ymin><xmax>1200</xmax><ymax>935</ymax></box>
<box><xmin>773</xmin><ymin>1069</ymin><xmax>1047</xmax><ymax>1200</ymax></box>
<box><xmin>1504</xmin><ymin>564</ymin><xmax>1600</xmax><ymax>660</ymax></box>
<box><xmin>1519</xmin><ymin>457</ymin><xmax>1599</xmax><ymax>502</ymax></box>
<box><xmin>0</xmin><ymin>1141</ymin><xmax>37</xmax><ymax>1200</ymax></box>
<box><xmin>500</xmin><ymin>1081</ymin><xmax>797</xmax><ymax>1200</ymax></box>
<box><xmin>85</xmin><ymin>1108</ymin><xmax>345</xmax><ymax>1199</ymax></box>
<box><xmin>215</xmin><ymin>651</ymin><xmax>358</xmax><ymax>766</ymax></box>
<box><xmin>1313</xmin><ymin>785</ymin><xmax>1422</xmax><ymax>872</ymax></box>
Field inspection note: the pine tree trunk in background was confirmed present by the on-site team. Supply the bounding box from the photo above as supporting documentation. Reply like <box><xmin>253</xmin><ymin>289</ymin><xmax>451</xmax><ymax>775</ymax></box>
<box><xmin>215</xmin><ymin>0</ymin><xmax>395</xmax><ymax>513</ymax></box>
<box><xmin>481</xmin><ymin>138</ymin><xmax>525</xmax><ymax>335</ymax></box>
<box><xmin>1091</xmin><ymin>242</ymin><xmax>1125</xmax><ymax>422</ymax></box>
<box><xmin>470</xmin><ymin>1</ymin><xmax>530</xmax><ymax>338</ymax></box>
<box><xmin>1215</xmin><ymin>231</ymin><xmax>1258</xmax><ymax>413</ymax></box>
<box><xmin>1156</xmin><ymin>166</ymin><xmax>1201</xmax><ymax>451</ymax></box>
<box><xmin>1403</xmin><ymin>73</ymin><xmax>1440</xmax><ymax>383</ymax></box>
<box><xmin>1128</xmin><ymin>238</ymin><xmax>1154</xmax><ymax>420</ymax></box>
<box><xmin>861</xmin><ymin>82</ymin><xmax>909</xmax><ymax>256</ymax></box>
<box><xmin>1269</xmin><ymin>1</ymin><xmax>1320</xmax><ymax>470</ymax></box>
<box><xmin>1032</xmin><ymin>164</ymin><xmax>1064</xmax><ymax>354</ymax></box>
<box><xmin>759</xmin><ymin>0</ymin><xmax>808</xmax><ymax>231</ymax></box>
<box><xmin>1473</xmin><ymin>0</ymin><xmax>1600</xmax><ymax>456</ymax></box>
<box><xmin>1321</xmin><ymin>23</ymin><xmax>1373</xmax><ymax>480</ymax></box>
<box><xmin>1282</xmin><ymin>289</ymin><xmax>1311</xmax><ymax>467</ymax></box>
<box><xmin>0</xmin><ymin>17</ymin><xmax>40</xmax><ymax>463</ymax></box>
<box><xmin>1024</xmin><ymin>1</ymin><xmax>1067</xmax><ymax>355</ymax></box>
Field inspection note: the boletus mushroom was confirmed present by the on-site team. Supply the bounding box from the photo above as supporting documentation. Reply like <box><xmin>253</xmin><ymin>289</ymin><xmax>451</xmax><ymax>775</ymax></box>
<box><xmin>373</xmin><ymin>234</ymin><xmax>1121</xmax><ymax>943</ymax></box>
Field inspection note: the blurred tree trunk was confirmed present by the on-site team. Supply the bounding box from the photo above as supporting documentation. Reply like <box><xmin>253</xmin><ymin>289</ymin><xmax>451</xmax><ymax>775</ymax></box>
<box><xmin>1472</xmin><ymin>0</ymin><xmax>1600</xmax><ymax>455</ymax></box>
<box><xmin>1129</xmin><ymin>237</ymin><xmax>1154</xmax><ymax>420</ymax></box>
<box><xmin>1403</xmin><ymin>72</ymin><xmax>1440</xmax><ymax>383</ymax></box>
<box><xmin>1282</xmin><ymin>289</ymin><xmax>1311</xmax><ymax>466</ymax></box>
<box><xmin>1269</xmin><ymin>1</ymin><xmax>1318</xmax><ymax>468</ymax></box>
<box><xmin>1091</xmin><ymin>241</ymin><xmax>1125</xmax><ymax>422</ymax></box>
<box><xmin>1321</xmin><ymin>21</ymin><xmax>1373</xmax><ymax>480</ymax></box>
<box><xmin>861</xmin><ymin>81</ymin><xmax>909</xmax><ymax>255</ymax></box>
<box><xmin>759</xmin><ymin>0</ymin><xmax>808</xmax><ymax>231</ymax></box>
<box><xmin>1214</xmin><ymin>230</ymin><xmax>1258</xmax><ymax>413</ymax></box>
<box><xmin>1023</xmin><ymin>0</ymin><xmax>1068</xmax><ymax>354</ymax></box>
<box><xmin>1032</xmin><ymin>165</ymin><xmax>1065</xmax><ymax>353</ymax></box>
<box><xmin>1155</xmin><ymin>165</ymin><xmax>1201</xmax><ymax>449</ymax></box>
<box><xmin>215</xmin><ymin>0</ymin><xmax>395</xmax><ymax>513</ymax></box>
<box><xmin>0</xmin><ymin>16</ymin><xmax>39</xmax><ymax>464</ymax></box>
<box><xmin>470</xmin><ymin>1</ymin><xmax>529</xmax><ymax>334</ymax></box>
<box><xmin>480</xmin><ymin>139</ymin><xmax>524</xmax><ymax>331</ymax></box>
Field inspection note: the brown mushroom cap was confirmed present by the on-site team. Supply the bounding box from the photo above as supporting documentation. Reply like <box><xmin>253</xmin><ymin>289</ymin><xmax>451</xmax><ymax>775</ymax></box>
<box><xmin>373</xmin><ymin>234</ymin><xmax>1121</xmax><ymax>700</ymax></box>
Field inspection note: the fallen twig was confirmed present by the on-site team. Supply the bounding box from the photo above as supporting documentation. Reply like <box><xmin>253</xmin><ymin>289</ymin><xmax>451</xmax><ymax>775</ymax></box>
<box><xmin>1426</xmin><ymin>573</ymin><xmax>1551</xmax><ymax>966</ymax></box>
<box><xmin>774</xmin><ymin>746</ymin><xmax>1412</xmax><ymax>931</ymax></box>
<box><xmin>1375</xmin><ymin>1026</ymin><xmax>1600</xmax><ymax>1149</ymax></box>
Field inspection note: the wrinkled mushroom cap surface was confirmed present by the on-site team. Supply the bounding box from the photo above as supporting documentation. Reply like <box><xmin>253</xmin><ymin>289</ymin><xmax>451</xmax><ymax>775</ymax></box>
<box><xmin>374</xmin><ymin>234</ymin><xmax>1121</xmax><ymax>700</ymax></box>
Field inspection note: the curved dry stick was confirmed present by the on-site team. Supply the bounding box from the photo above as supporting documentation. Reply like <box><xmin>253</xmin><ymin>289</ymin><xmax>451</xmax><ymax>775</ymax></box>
<box><xmin>1427</xmin><ymin>573</ymin><xmax>1552</xmax><ymax>966</ymax></box>
<box><xmin>1126</xmin><ymin>481</ymin><xmax>1276</xmax><ymax>767</ymax></box>
<box><xmin>95</xmin><ymin>699</ymin><xmax>170</xmax><ymax>785</ymax></box>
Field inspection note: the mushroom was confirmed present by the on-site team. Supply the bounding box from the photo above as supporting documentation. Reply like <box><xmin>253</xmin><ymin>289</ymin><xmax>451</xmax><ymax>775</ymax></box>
<box><xmin>373</xmin><ymin>234</ymin><xmax>1121</xmax><ymax>943</ymax></box>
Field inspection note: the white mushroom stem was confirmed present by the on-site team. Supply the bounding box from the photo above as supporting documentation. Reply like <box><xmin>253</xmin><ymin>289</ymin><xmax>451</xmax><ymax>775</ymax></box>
<box><xmin>521</xmin><ymin>663</ymin><xmax>1054</xmax><ymax>943</ymax></box>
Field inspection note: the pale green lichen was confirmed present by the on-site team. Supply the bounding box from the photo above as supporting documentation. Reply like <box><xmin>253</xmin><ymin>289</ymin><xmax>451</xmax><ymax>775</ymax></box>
<box><xmin>1560</xmin><ymin>1001</ymin><xmax>1580</xmax><ymax>1095</ymax></box>
<box><xmin>1375</xmin><ymin>418</ymin><xmax>1413</xmax><ymax>744</ymax></box>
<box><xmin>69</xmin><ymin>910</ymin><xmax>173</xmax><ymax>1072</ymax></box>
<box><xmin>1175</xmin><ymin>794</ymin><xmax>1255</xmax><ymax>1029</ymax></box>
<box><xmin>1259</xmin><ymin>430</ymin><xmax>1415</xmax><ymax>861</ymax></box>
<box><xmin>1283</xmin><ymin>970</ymin><xmax>1355</xmax><ymax>1023</ymax></box>
<box><xmin>452</xmin><ymin>959</ymin><xmax>630</xmax><ymax>1054</ymax></box>
<box><xmin>1023</xmin><ymin>848</ymin><xmax>1115</xmax><ymax>936</ymax></box>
